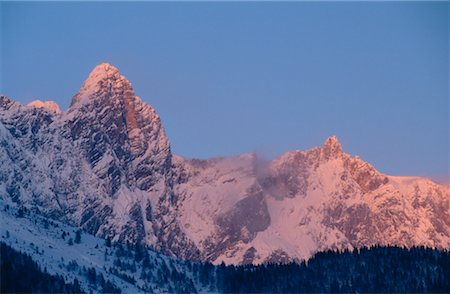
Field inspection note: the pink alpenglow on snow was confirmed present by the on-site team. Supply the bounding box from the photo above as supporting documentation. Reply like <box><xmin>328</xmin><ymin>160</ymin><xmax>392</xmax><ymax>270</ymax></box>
<box><xmin>27</xmin><ymin>100</ymin><xmax>62</xmax><ymax>114</ymax></box>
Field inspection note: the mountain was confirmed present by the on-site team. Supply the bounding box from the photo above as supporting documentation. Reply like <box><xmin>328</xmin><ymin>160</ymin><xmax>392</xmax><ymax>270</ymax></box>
<box><xmin>0</xmin><ymin>63</ymin><xmax>449</xmax><ymax>265</ymax></box>
<box><xmin>0</xmin><ymin>63</ymin><xmax>198</xmax><ymax>261</ymax></box>
<box><xmin>174</xmin><ymin>138</ymin><xmax>449</xmax><ymax>264</ymax></box>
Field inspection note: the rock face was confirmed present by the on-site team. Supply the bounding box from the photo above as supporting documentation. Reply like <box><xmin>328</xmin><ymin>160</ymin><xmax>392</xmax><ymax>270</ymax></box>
<box><xmin>66</xmin><ymin>63</ymin><xmax>172</xmax><ymax>196</ymax></box>
<box><xmin>1</xmin><ymin>64</ymin><xmax>449</xmax><ymax>264</ymax></box>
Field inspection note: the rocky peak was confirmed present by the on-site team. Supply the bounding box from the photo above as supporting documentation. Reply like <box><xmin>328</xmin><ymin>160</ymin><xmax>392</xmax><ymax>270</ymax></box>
<box><xmin>0</xmin><ymin>96</ymin><xmax>20</xmax><ymax>111</ymax></box>
<box><xmin>70</xmin><ymin>63</ymin><xmax>132</xmax><ymax>107</ymax></box>
<box><xmin>91</xmin><ymin>62</ymin><xmax>119</xmax><ymax>75</ymax></box>
<box><xmin>322</xmin><ymin>135</ymin><xmax>343</xmax><ymax>160</ymax></box>
<box><xmin>64</xmin><ymin>63</ymin><xmax>172</xmax><ymax>193</ymax></box>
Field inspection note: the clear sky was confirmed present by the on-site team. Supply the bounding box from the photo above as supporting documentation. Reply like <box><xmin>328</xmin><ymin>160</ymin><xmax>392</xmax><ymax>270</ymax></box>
<box><xmin>1</xmin><ymin>2</ymin><xmax>449</xmax><ymax>183</ymax></box>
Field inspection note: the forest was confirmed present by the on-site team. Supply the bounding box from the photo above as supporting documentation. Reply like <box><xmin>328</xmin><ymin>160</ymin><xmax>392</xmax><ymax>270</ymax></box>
<box><xmin>1</xmin><ymin>242</ymin><xmax>84</xmax><ymax>293</ymax></box>
<box><xmin>2</xmin><ymin>241</ymin><xmax>449</xmax><ymax>293</ymax></box>
<box><xmin>210</xmin><ymin>246</ymin><xmax>449</xmax><ymax>293</ymax></box>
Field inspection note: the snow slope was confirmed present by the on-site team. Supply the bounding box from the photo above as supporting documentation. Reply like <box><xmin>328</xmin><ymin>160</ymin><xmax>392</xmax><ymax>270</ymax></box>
<box><xmin>0</xmin><ymin>200</ymin><xmax>202</xmax><ymax>293</ymax></box>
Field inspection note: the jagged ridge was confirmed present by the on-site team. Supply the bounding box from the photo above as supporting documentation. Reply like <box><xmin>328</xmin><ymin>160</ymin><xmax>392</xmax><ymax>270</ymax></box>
<box><xmin>0</xmin><ymin>63</ymin><xmax>448</xmax><ymax>265</ymax></box>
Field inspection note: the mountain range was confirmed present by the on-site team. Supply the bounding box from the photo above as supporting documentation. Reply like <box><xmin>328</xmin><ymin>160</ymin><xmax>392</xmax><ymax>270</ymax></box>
<box><xmin>1</xmin><ymin>63</ymin><xmax>448</xmax><ymax>265</ymax></box>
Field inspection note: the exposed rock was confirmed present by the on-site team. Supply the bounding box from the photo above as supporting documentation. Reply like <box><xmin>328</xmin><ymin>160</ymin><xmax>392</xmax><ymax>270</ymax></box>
<box><xmin>242</xmin><ymin>247</ymin><xmax>258</xmax><ymax>265</ymax></box>
<box><xmin>264</xmin><ymin>249</ymin><xmax>291</xmax><ymax>264</ymax></box>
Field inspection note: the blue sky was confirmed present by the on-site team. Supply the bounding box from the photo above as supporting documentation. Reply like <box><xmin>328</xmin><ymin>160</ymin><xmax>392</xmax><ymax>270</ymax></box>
<box><xmin>1</xmin><ymin>2</ymin><xmax>448</xmax><ymax>182</ymax></box>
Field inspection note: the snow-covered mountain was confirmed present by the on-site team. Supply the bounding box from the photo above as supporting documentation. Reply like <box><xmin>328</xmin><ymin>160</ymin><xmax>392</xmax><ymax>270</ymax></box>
<box><xmin>0</xmin><ymin>63</ymin><xmax>197</xmax><ymax>261</ymax></box>
<box><xmin>175</xmin><ymin>138</ymin><xmax>449</xmax><ymax>264</ymax></box>
<box><xmin>1</xmin><ymin>63</ymin><xmax>449</xmax><ymax>265</ymax></box>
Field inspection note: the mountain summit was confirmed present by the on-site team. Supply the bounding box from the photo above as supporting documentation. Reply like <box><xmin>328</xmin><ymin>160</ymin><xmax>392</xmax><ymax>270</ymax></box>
<box><xmin>70</xmin><ymin>63</ymin><xmax>131</xmax><ymax>107</ymax></box>
<box><xmin>0</xmin><ymin>64</ymin><xmax>448</xmax><ymax>265</ymax></box>
<box><xmin>323</xmin><ymin>135</ymin><xmax>342</xmax><ymax>151</ymax></box>
<box><xmin>66</xmin><ymin>63</ymin><xmax>172</xmax><ymax>193</ymax></box>
<box><xmin>322</xmin><ymin>135</ymin><xmax>343</xmax><ymax>160</ymax></box>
